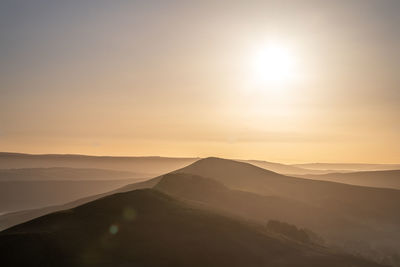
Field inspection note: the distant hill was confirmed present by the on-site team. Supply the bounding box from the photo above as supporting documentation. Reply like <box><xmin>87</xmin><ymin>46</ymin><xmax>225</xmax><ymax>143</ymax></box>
<box><xmin>0</xmin><ymin>179</ymin><xmax>143</xmax><ymax>213</ymax></box>
<box><xmin>0</xmin><ymin>152</ymin><xmax>198</xmax><ymax>175</ymax></box>
<box><xmin>0</xmin><ymin>189</ymin><xmax>384</xmax><ymax>267</ymax></box>
<box><xmin>0</xmin><ymin>152</ymin><xmax>343</xmax><ymax>176</ymax></box>
<box><xmin>292</xmin><ymin>163</ymin><xmax>400</xmax><ymax>172</ymax></box>
<box><xmin>0</xmin><ymin>167</ymin><xmax>148</xmax><ymax>214</ymax></box>
<box><xmin>0</xmin><ymin>167</ymin><xmax>143</xmax><ymax>181</ymax></box>
<box><xmin>296</xmin><ymin>170</ymin><xmax>400</xmax><ymax>190</ymax></box>
<box><xmin>242</xmin><ymin>159</ymin><xmax>340</xmax><ymax>175</ymax></box>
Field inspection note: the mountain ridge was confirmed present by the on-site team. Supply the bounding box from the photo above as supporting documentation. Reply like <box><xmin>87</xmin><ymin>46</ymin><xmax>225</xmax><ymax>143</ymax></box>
<box><xmin>296</xmin><ymin>170</ymin><xmax>400</xmax><ymax>190</ymax></box>
<box><xmin>0</xmin><ymin>188</ymin><xmax>385</xmax><ymax>267</ymax></box>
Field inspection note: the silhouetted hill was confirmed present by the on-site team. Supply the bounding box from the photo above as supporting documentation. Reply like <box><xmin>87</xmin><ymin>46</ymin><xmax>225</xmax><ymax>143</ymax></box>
<box><xmin>156</xmin><ymin>171</ymin><xmax>398</xmax><ymax>244</ymax></box>
<box><xmin>177</xmin><ymin>158</ymin><xmax>400</xmax><ymax>226</ymax></box>
<box><xmin>155</xmin><ymin>173</ymin><xmax>323</xmax><ymax>230</ymax></box>
<box><xmin>297</xmin><ymin>170</ymin><xmax>400</xmax><ymax>190</ymax></box>
<box><xmin>174</xmin><ymin>158</ymin><xmax>400</xmax><ymax>265</ymax></box>
<box><xmin>0</xmin><ymin>189</ymin><xmax>384</xmax><ymax>267</ymax></box>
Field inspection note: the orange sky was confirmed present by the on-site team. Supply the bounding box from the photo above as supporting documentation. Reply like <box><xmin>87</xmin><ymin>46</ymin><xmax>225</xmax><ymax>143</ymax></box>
<box><xmin>1</xmin><ymin>1</ymin><xmax>399</xmax><ymax>163</ymax></box>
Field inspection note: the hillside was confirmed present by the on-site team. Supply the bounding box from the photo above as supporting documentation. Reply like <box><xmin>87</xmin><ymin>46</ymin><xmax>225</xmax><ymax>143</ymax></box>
<box><xmin>174</xmin><ymin>158</ymin><xmax>400</xmax><ymax>265</ymax></box>
<box><xmin>177</xmin><ymin>158</ymin><xmax>400</xmax><ymax>225</ymax></box>
<box><xmin>0</xmin><ymin>189</ymin><xmax>383</xmax><ymax>267</ymax></box>
<box><xmin>1</xmin><ymin>157</ymin><xmax>400</xmax><ymax>266</ymax></box>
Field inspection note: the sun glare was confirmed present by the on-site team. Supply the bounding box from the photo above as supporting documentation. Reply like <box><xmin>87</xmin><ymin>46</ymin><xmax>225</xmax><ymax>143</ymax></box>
<box><xmin>251</xmin><ymin>43</ymin><xmax>297</xmax><ymax>87</ymax></box>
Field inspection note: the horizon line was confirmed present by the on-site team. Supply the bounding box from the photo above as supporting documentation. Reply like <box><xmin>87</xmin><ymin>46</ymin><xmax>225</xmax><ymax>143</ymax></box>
<box><xmin>1</xmin><ymin>151</ymin><xmax>400</xmax><ymax>166</ymax></box>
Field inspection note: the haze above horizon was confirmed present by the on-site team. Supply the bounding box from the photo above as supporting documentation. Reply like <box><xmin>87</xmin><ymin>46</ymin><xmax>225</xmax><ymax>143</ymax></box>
<box><xmin>1</xmin><ymin>0</ymin><xmax>399</xmax><ymax>163</ymax></box>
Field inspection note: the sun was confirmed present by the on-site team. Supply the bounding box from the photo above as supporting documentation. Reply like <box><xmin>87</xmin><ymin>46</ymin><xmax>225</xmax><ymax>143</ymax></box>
<box><xmin>251</xmin><ymin>43</ymin><xmax>297</xmax><ymax>87</ymax></box>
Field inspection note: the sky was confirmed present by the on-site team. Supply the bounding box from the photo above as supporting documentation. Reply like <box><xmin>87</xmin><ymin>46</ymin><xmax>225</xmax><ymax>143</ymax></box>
<box><xmin>1</xmin><ymin>0</ymin><xmax>399</xmax><ymax>163</ymax></box>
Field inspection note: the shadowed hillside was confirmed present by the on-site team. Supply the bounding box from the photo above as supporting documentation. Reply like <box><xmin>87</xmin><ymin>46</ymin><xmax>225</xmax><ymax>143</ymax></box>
<box><xmin>155</xmin><ymin>173</ymin><xmax>327</xmax><ymax>230</ymax></box>
<box><xmin>173</xmin><ymin>158</ymin><xmax>400</xmax><ymax>266</ymax></box>
<box><xmin>0</xmin><ymin>189</ymin><xmax>384</xmax><ymax>267</ymax></box>
<box><xmin>177</xmin><ymin>158</ymin><xmax>400</xmax><ymax>225</ymax></box>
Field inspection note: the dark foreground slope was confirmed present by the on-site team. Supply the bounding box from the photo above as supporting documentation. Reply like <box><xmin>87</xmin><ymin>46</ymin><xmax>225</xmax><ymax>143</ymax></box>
<box><xmin>0</xmin><ymin>189</ymin><xmax>383</xmax><ymax>267</ymax></box>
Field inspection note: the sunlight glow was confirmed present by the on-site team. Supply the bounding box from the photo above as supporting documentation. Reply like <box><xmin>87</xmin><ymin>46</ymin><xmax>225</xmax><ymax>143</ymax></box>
<box><xmin>251</xmin><ymin>43</ymin><xmax>297</xmax><ymax>87</ymax></box>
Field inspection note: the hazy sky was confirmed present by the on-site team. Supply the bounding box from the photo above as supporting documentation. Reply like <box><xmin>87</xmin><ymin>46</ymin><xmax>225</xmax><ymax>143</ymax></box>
<box><xmin>1</xmin><ymin>0</ymin><xmax>399</xmax><ymax>163</ymax></box>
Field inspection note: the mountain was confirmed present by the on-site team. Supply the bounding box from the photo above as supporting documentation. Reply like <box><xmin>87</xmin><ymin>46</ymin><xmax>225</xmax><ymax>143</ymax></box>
<box><xmin>155</xmin><ymin>172</ymin><xmax>325</xmax><ymax>231</ymax></box>
<box><xmin>173</xmin><ymin>158</ymin><xmax>400</xmax><ymax>266</ymax></box>
<box><xmin>0</xmin><ymin>152</ymin><xmax>198</xmax><ymax>176</ymax></box>
<box><xmin>296</xmin><ymin>170</ymin><xmax>400</xmax><ymax>190</ymax></box>
<box><xmin>292</xmin><ymin>163</ymin><xmax>400</xmax><ymax>172</ymax></box>
<box><xmin>0</xmin><ymin>189</ymin><xmax>384</xmax><ymax>267</ymax></box>
<box><xmin>1</xmin><ymin>157</ymin><xmax>400</xmax><ymax>266</ymax></box>
<box><xmin>177</xmin><ymin>158</ymin><xmax>400</xmax><ymax>220</ymax></box>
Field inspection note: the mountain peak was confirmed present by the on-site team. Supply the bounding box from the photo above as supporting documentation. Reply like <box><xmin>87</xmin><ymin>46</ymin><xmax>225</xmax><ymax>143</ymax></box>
<box><xmin>178</xmin><ymin>157</ymin><xmax>282</xmax><ymax>177</ymax></box>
